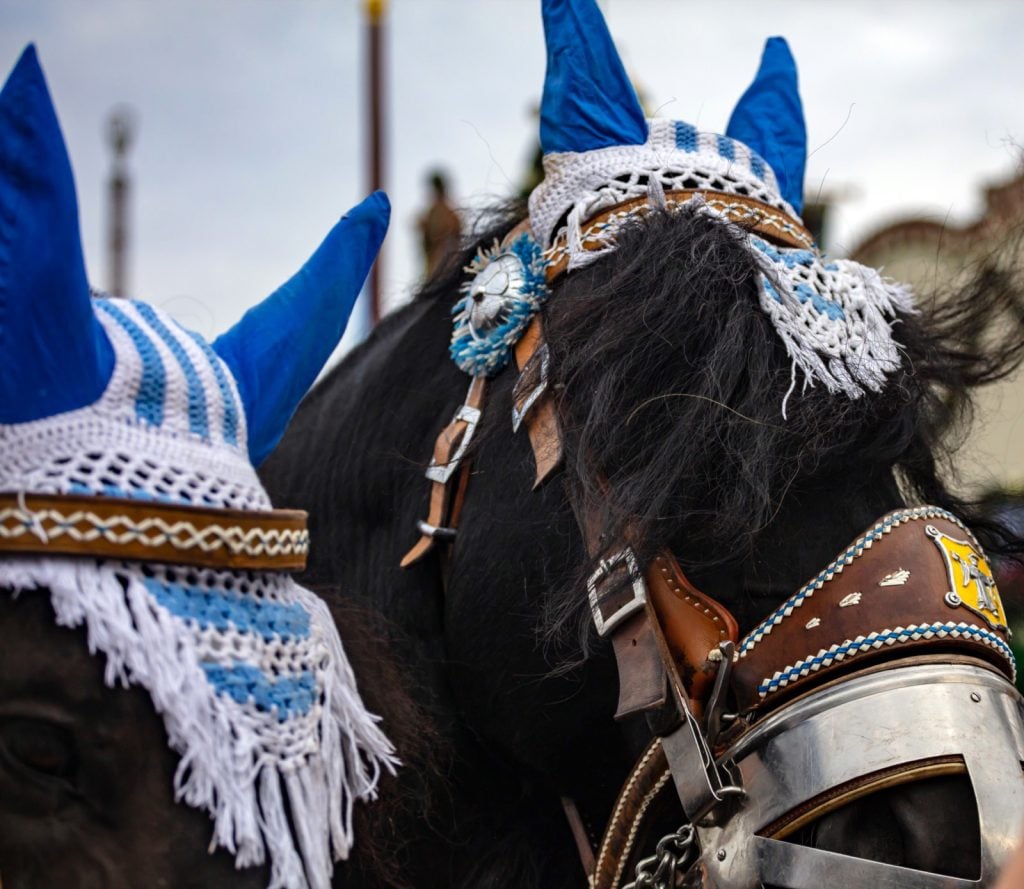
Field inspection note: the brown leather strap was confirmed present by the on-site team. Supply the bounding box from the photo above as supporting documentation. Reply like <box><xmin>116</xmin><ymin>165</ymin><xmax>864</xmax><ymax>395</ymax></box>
<box><xmin>645</xmin><ymin>551</ymin><xmax>739</xmax><ymax>715</ymax></box>
<box><xmin>559</xmin><ymin>796</ymin><xmax>598</xmax><ymax>877</ymax></box>
<box><xmin>0</xmin><ymin>492</ymin><xmax>309</xmax><ymax>570</ymax></box>
<box><xmin>512</xmin><ymin>316</ymin><xmax>564</xmax><ymax>487</ymax></box>
<box><xmin>577</xmin><ymin>489</ymin><xmax>738</xmax><ymax>718</ymax></box>
<box><xmin>591</xmin><ymin>739</ymin><xmax>673</xmax><ymax>889</ymax></box>
<box><xmin>400</xmin><ymin>376</ymin><xmax>487</xmax><ymax>568</ymax></box>
<box><xmin>544</xmin><ymin>189</ymin><xmax>814</xmax><ymax>282</ymax></box>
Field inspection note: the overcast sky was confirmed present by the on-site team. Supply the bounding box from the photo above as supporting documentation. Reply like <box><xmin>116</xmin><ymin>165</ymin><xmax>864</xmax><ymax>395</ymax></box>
<box><xmin>2</xmin><ymin>0</ymin><xmax>1023</xmax><ymax>349</ymax></box>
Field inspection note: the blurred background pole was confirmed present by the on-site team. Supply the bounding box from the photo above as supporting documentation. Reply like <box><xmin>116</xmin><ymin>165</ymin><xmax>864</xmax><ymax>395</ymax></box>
<box><xmin>365</xmin><ymin>0</ymin><xmax>387</xmax><ymax>324</ymax></box>
<box><xmin>106</xmin><ymin>107</ymin><xmax>135</xmax><ymax>297</ymax></box>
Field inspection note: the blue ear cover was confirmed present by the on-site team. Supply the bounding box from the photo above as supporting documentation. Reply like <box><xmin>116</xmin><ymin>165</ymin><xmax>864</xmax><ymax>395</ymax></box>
<box><xmin>212</xmin><ymin>191</ymin><xmax>390</xmax><ymax>466</ymax></box>
<box><xmin>0</xmin><ymin>45</ymin><xmax>115</xmax><ymax>423</ymax></box>
<box><xmin>539</xmin><ymin>0</ymin><xmax>647</xmax><ymax>154</ymax></box>
<box><xmin>726</xmin><ymin>37</ymin><xmax>807</xmax><ymax>214</ymax></box>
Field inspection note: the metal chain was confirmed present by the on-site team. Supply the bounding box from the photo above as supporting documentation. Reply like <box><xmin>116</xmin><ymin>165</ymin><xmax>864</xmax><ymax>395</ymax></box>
<box><xmin>622</xmin><ymin>823</ymin><xmax>696</xmax><ymax>889</ymax></box>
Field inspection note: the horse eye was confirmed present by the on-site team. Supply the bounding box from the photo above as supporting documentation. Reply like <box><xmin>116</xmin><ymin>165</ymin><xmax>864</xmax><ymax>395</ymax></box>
<box><xmin>0</xmin><ymin>717</ymin><xmax>78</xmax><ymax>781</ymax></box>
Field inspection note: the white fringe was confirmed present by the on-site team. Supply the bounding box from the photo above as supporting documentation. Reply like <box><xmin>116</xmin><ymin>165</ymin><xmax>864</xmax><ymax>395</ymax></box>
<box><xmin>748</xmin><ymin>246</ymin><xmax>915</xmax><ymax>403</ymax></box>
<box><xmin>0</xmin><ymin>558</ymin><xmax>399</xmax><ymax>889</ymax></box>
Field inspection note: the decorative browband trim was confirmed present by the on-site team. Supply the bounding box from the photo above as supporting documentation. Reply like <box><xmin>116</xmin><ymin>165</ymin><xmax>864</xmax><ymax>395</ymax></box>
<box><xmin>738</xmin><ymin>506</ymin><xmax>964</xmax><ymax>658</ymax></box>
<box><xmin>757</xmin><ymin>621</ymin><xmax>1016</xmax><ymax>699</ymax></box>
<box><xmin>543</xmin><ymin>189</ymin><xmax>815</xmax><ymax>281</ymax></box>
<box><xmin>0</xmin><ymin>492</ymin><xmax>309</xmax><ymax>571</ymax></box>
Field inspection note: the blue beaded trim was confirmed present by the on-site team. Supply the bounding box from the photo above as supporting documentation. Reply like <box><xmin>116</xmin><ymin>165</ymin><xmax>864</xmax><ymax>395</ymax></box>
<box><xmin>757</xmin><ymin>621</ymin><xmax>1017</xmax><ymax>698</ymax></box>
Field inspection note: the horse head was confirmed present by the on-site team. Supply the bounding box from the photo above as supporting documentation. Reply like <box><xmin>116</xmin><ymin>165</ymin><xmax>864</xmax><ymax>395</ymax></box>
<box><xmin>0</xmin><ymin>45</ymin><xmax>398</xmax><ymax>889</ymax></box>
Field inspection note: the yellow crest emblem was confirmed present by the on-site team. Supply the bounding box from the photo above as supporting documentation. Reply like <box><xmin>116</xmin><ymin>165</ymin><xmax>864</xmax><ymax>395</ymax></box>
<box><xmin>925</xmin><ymin>524</ymin><xmax>1007</xmax><ymax>631</ymax></box>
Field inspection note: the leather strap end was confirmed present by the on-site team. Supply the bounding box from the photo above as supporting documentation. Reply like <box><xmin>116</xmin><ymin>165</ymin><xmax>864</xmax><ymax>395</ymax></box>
<box><xmin>400</xmin><ymin>535</ymin><xmax>433</xmax><ymax>568</ymax></box>
<box><xmin>529</xmin><ymin>397</ymin><xmax>564</xmax><ymax>488</ymax></box>
<box><xmin>613</xmin><ymin>612</ymin><xmax>669</xmax><ymax>719</ymax></box>
<box><xmin>514</xmin><ymin>316</ymin><xmax>544</xmax><ymax>370</ymax></box>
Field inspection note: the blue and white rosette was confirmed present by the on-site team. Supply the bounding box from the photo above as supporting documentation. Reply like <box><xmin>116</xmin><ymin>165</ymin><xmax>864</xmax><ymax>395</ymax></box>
<box><xmin>449</xmin><ymin>233</ymin><xmax>550</xmax><ymax>377</ymax></box>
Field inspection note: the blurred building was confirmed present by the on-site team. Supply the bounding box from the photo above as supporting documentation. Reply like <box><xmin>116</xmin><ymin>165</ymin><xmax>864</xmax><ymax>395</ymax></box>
<box><xmin>851</xmin><ymin>166</ymin><xmax>1024</xmax><ymax>494</ymax></box>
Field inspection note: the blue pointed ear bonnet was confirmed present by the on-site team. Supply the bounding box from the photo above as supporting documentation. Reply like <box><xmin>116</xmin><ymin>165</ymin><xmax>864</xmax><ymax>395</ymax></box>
<box><xmin>0</xmin><ymin>46</ymin><xmax>396</xmax><ymax>889</ymax></box>
<box><xmin>506</xmin><ymin>0</ymin><xmax>915</xmax><ymax>406</ymax></box>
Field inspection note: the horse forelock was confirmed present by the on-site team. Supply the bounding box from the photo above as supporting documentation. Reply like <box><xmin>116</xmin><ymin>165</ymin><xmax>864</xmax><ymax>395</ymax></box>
<box><xmin>537</xmin><ymin>206</ymin><xmax>1024</xmax><ymax>640</ymax></box>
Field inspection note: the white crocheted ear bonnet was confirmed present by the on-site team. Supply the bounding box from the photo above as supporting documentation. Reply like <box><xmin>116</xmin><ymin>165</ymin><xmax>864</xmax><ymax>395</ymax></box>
<box><xmin>523</xmin><ymin>0</ymin><xmax>915</xmax><ymax>409</ymax></box>
<box><xmin>0</xmin><ymin>45</ymin><xmax>395</xmax><ymax>889</ymax></box>
<box><xmin>0</xmin><ymin>299</ymin><xmax>398</xmax><ymax>889</ymax></box>
<box><xmin>529</xmin><ymin>118</ymin><xmax>798</xmax><ymax>252</ymax></box>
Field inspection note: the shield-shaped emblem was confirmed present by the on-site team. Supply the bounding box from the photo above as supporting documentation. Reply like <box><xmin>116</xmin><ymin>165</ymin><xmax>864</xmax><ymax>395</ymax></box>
<box><xmin>925</xmin><ymin>524</ymin><xmax>1007</xmax><ymax>632</ymax></box>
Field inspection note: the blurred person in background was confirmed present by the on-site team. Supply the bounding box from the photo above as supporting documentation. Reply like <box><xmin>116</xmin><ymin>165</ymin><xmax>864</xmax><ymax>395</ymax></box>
<box><xmin>417</xmin><ymin>168</ymin><xmax>461</xmax><ymax>277</ymax></box>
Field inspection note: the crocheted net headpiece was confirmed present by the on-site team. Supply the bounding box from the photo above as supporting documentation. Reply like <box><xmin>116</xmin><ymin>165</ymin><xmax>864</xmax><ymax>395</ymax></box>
<box><xmin>0</xmin><ymin>45</ymin><xmax>396</xmax><ymax>889</ymax></box>
<box><xmin>528</xmin><ymin>0</ymin><xmax>915</xmax><ymax>406</ymax></box>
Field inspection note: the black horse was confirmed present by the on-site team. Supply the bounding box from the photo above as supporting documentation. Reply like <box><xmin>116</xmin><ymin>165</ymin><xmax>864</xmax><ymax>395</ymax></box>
<box><xmin>261</xmin><ymin>199</ymin><xmax>1024</xmax><ymax>887</ymax></box>
<box><xmin>264</xmin><ymin>2</ymin><xmax>1024</xmax><ymax>884</ymax></box>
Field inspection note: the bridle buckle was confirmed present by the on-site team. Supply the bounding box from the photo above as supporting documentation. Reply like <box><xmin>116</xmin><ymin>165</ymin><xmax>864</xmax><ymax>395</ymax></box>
<box><xmin>588</xmin><ymin>546</ymin><xmax>647</xmax><ymax>636</ymax></box>
<box><xmin>425</xmin><ymin>403</ymin><xmax>482</xmax><ymax>485</ymax></box>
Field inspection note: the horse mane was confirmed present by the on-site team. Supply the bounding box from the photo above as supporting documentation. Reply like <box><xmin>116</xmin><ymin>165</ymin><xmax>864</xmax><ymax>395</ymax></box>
<box><xmin>538</xmin><ymin>205</ymin><xmax>1024</xmax><ymax>636</ymax></box>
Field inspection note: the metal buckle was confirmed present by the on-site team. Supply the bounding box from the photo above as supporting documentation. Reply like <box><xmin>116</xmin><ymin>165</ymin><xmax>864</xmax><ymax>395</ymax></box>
<box><xmin>416</xmin><ymin>519</ymin><xmax>457</xmax><ymax>543</ymax></box>
<box><xmin>588</xmin><ymin>546</ymin><xmax>647</xmax><ymax>637</ymax></box>
<box><xmin>425</xmin><ymin>402</ymin><xmax>482</xmax><ymax>485</ymax></box>
<box><xmin>511</xmin><ymin>343</ymin><xmax>550</xmax><ymax>433</ymax></box>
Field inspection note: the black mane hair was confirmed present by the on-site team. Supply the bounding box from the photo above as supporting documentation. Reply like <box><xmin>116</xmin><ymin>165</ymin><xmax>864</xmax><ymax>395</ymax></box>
<box><xmin>536</xmin><ymin>206</ymin><xmax>1024</xmax><ymax>638</ymax></box>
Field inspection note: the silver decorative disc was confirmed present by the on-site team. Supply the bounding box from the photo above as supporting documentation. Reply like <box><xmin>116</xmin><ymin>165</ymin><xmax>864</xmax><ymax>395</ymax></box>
<box><xmin>463</xmin><ymin>253</ymin><xmax>526</xmax><ymax>335</ymax></box>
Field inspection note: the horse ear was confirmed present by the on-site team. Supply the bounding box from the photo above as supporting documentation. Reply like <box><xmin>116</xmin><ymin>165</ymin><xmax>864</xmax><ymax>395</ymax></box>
<box><xmin>0</xmin><ymin>45</ymin><xmax>115</xmax><ymax>423</ymax></box>
<box><xmin>212</xmin><ymin>191</ymin><xmax>389</xmax><ymax>466</ymax></box>
<box><xmin>726</xmin><ymin>37</ymin><xmax>807</xmax><ymax>214</ymax></box>
<box><xmin>539</xmin><ymin>0</ymin><xmax>647</xmax><ymax>154</ymax></box>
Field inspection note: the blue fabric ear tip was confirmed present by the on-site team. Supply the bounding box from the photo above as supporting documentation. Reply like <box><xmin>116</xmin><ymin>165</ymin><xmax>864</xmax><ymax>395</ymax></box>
<box><xmin>213</xmin><ymin>194</ymin><xmax>387</xmax><ymax>466</ymax></box>
<box><xmin>4</xmin><ymin>43</ymin><xmax>39</xmax><ymax>84</ymax></box>
<box><xmin>725</xmin><ymin>35</ymin><xmax>806</xmax><ymax>214</ymax></box>
<box><xmin>367</xmin><ymin>189</ymin><xmax>390</xmax><ymax>214</ymax></box>
<box><xmin>539</xmin><ymin>0</ymin><xmax>647</xmax><ymax>154</ymax></box>
<box><xmin>0</xmin><ymin>42</ymin><xmax>115</xmax><ymax>424</ymax></box>
<box><xmin>345</xmin><ymin>189</ymin><xmax>390</xmax><ymax>221</ymax></box>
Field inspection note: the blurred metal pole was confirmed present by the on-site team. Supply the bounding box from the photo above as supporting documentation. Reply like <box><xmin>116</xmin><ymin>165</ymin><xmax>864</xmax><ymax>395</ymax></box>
<box><xmin>106</xmin><ymin>107</ymin><xmax>135</xmax><ymax>297</ymax></box>
<box><xmin>365</xmin><ymin>0</ymin><xmax>387</xmax><ymax>324</ymax></box>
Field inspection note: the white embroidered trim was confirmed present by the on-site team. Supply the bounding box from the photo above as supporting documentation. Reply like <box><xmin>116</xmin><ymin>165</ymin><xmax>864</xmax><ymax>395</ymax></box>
<box><xmin>0</xmin><ymin>504</ymin><xmax>310</xmax><ymax>558</ymax></box>
<box><xmin>529</xmin><ymin>118</ymin><xmax>795</xmax><ymax>250</ymax></box>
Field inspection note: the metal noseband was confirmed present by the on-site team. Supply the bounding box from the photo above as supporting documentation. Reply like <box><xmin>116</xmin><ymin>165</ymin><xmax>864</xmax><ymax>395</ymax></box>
<box><xmin>697</xmin><ymin>661</ymin><xmax>1024</xmax><ymax>888</ymax></box>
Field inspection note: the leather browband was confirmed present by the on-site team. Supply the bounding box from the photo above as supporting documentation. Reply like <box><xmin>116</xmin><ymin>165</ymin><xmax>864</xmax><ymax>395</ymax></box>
<box><xmin>0</xmin><ymin>492</ymin><xmax>309</xmax><ymax>571</ymax></box>
<box><xmin>543</xmin><ymin>189</ymin><xmax>815</xmax><ymax>282</ymax></box>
